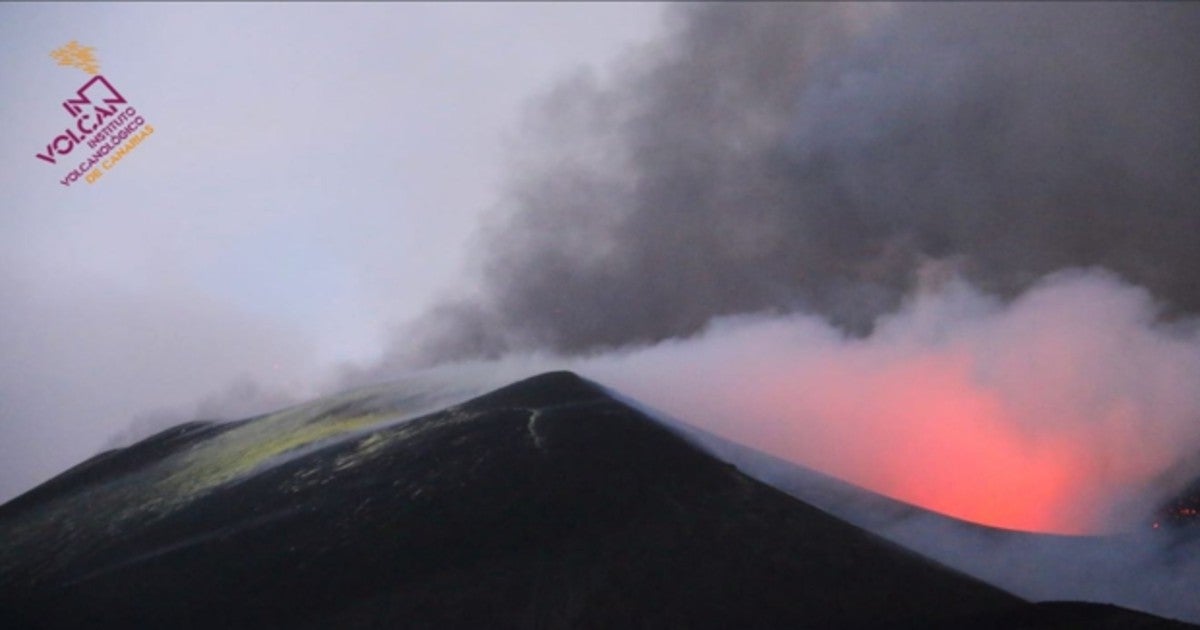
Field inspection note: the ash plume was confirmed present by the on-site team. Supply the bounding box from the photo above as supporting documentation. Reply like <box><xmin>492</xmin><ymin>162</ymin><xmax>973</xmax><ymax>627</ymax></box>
<box><xmin>396</xmin><ymin>2</ymin><xmax>1200</xmax><ymax>365</ymax></box>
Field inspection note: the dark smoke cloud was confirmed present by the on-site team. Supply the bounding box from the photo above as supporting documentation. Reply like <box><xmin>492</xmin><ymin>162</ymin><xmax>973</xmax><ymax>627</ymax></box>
<box><xmin>397</xmin><ymin>2</ymin><xmax>1200</xmax><ymax>365</ymax></box>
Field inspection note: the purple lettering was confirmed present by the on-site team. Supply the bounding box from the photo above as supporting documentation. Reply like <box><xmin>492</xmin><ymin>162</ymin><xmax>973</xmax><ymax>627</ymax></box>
<box><xmin>52</xmin><ymin>135</ymin><xmax>73</xmax><ymax>155</ymax></box>
<box><xmin>76</xmin><ymin>114</ymin><xmax>97</xmax><ymax>134</ymax></box>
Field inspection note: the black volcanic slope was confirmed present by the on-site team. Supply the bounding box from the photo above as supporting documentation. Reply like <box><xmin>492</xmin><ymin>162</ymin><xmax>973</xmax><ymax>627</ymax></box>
<box><xmin>0</xmin><ymin>372</ymin><xmax>1190</xmax><ymax>629</ymax></box>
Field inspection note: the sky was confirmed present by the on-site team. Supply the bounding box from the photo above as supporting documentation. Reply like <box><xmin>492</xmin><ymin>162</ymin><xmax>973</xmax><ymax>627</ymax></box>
<box><xmin>0</xmin><ymin>2</ymin><xmax>665</xmax><ymax>502</ymax></box>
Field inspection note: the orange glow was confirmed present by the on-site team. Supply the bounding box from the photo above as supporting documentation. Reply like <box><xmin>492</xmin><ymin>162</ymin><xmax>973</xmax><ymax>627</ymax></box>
<box><xmin>828</xmin><ymin>354</ymin><xmax>1082</xmax><ymax>532</ymax></box>
<box><xmin>733</xmin><ymin>350</ymin><xmax>1142</xmax><ymax>534</ymax></box>
<box><xmin>593</xmin><ymin>274</ymin><xmax>1200</xmax><ymax>536</ymax></box>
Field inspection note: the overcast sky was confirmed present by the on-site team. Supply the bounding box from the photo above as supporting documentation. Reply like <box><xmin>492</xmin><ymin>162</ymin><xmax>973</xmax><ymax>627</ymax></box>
<box><xmin>0</xmin><ymin>2</ymin><xmax>664</xmax><ymax>502</ymax></box>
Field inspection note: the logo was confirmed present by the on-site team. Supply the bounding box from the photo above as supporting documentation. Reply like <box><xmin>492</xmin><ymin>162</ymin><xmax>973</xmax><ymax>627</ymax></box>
<box><xmin>36</xmin><ymin>41</ymin><xmax>156</xmax><ymax>188</ymax></box>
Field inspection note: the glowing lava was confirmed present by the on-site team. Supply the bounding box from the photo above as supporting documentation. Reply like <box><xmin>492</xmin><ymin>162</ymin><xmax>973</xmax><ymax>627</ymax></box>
<box><xmin>589</xmin><ymin>273</ymin><xmax>1200</xmax><ymax>536</ymax></box>
<box><xmin>757</xmin><ymin>351</ymin><xmax>1097</xmax><ymax>534</ymax></box>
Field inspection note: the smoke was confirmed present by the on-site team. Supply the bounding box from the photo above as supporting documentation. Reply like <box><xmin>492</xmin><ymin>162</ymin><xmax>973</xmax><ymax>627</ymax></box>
<box><xmin>391</xmin><ymin>2</ymin><xmax>1200</xmax><ymax>365</ymax></box>
<box><xmin>0</xmin><ymin>262</ymin><xmax>318</xmax><ymax>502</ymax></box>
<box><xmin>365</xmin><ymin>270</ymin><xmax>1200</xmax><ymax>619</ymax></box>
<box><xmin>577</xmin><ymin>269</ymin><xmax>1200</xmax><ymax>534</ymax></box>
<box><xmin>101</xmin><ymin>376</ymin><xmax>305</xmax><ymax>450</ymax></box>
<box><xmin>345</xmin><ymin>1</ymin><xmax>1200</xmax><ymax>537</ymax></box>
<box><xmin>640</xmin><ymin>384</ymin><xmax>1200</xmax><ymax>624</ymax></box>
<box><xmin>343</xmin><ymin>0</ymin><xmax>1200</xmax><ymax>539</ymax></box>
<box><xmin>414</xmin><ymin>270</ymin><xmax>1200</xmax><ymax>535</ymax></box>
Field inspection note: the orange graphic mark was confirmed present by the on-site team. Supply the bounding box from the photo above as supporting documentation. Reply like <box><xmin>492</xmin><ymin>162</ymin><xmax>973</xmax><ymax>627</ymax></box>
<box><xmin>51</xmin><ymin>41</ymin><xmax>100</xmax><ymax>75</ymax></box>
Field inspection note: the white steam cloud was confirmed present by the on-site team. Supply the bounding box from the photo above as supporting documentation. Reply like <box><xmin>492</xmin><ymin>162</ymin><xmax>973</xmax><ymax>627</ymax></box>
<box><xmin>398</xmin><ymin>268</ymin><xmax>1200</xmax><ymax>535</ymax></box>
<box><xmin>580</xmin><ymin>268</ymin><xmax>1200</xmax><ymax>534</ymax></box>
<box><xmin>382</xmin><ymin>268</ymin><xmax>1200</xmax><ymax>622</ymax></box>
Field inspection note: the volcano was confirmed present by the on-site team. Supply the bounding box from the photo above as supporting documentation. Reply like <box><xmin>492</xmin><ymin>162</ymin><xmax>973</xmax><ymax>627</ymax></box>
<box><xmin>0</xmin><ymin>372</ymin><xmax>1192</xmax><ymax>628</ymax></box>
